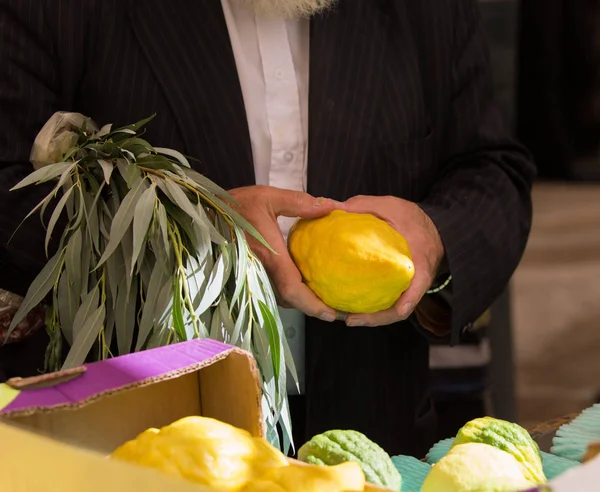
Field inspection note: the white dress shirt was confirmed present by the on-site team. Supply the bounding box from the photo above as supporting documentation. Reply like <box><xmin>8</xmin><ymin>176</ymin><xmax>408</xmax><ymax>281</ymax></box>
<box><xmin>221</xmin><ymin>0</ymin><xmax>309</xmax><ymax>394</ymax></box>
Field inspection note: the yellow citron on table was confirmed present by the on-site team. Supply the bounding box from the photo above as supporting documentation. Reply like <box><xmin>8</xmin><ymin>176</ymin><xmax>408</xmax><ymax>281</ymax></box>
<box><xmin>111</xmin><ymin>416</ymin><xmax>368</xmax><ymax>492</ymax></box>
<box><xmin>288</xmin><ymin>210</ymin><xmax>415</xmax><ymax>313</ymax></box>
<box><xmin>421</xmin><ymin>443</ymin><xmax>537</xmax><ymax>492</ymax></box>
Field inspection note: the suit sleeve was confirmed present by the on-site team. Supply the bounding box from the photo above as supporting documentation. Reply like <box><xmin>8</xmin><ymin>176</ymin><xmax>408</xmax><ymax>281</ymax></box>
<box><xmin>0</xmin><ymin>0</ymin><xmax>64</xmax><ymax>297</ymax></box>
<box><xmin>417</xmin><ymin>0</ymin><xmax>536</xmax><ymax>344</ymax></box>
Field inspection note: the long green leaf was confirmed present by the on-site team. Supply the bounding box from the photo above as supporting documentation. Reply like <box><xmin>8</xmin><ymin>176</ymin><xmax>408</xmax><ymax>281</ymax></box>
<box><xmin>57</xmin><ymin>272</ymin><xmax>77</xmax><ymax>346</ymax></box>
<box><xmin>155</xmin><ymin>280</ymin><xmax>175</xmax><ymax>329</ymax></box>
<box><xmin>80</xmin><ymin>232</ymin><xmax>92</xmax><ymax>296</ymax></box>
<box><xmin>121</xmin><ymin>226</ymin><xmax>134</xmax><ymax>295</ymax></box>
<box><xmin>65</xmin><ymin>228</ymin><xmax>83</xmax><ymax>295</ymax></box>
<box><xmin>96</xmin><ymin>123</ymin><xmax>113</xmax><ymax>138</ymax></box>
<box><xmin>258</xmin><ymin>300</ymin><xmax>281</xmax><ymax>383</ymax></box>
<box><xmin>44</xmin><ymin>184</ymin><xmax>74</xmax><ymax>255</ymax></box>
<box><xmin>231</xmin><ymin>225</ymin><xmax>249</xmax><ymax>311</ymax></box>
<box><xmin>105</xmin><ymin>245</ymin><xmax>124</xmax><ymax>308</ymax></box>
<box><xmin>84</xmin><ymin>181</ymin><xmax>105</xmax><ymax>253</ymax></box>
<box><xmin>62</xmin><ymin>304</ymin><xmax>106</xmax><ymax>369</ymax></box>
<box><xmin>136</xmin><ymin>262</ymin><xmax>168</xmax><ymax>351</ymax></box>
<box><xmin>264</xmin><ymin>403</ymin><xmax>281</xmax><ymax>450</ymax></box>
<box><xmin>10</xmin><ymin>162</ymin><xmax>72</xmax><ymax>191</ymax></box>
<box><xmin>154</xmin><ymin>147</ymin><xmax>191</xmax><ymax>168</ymax></box>
<box><xmin>185</xmin><ymin>256</ymin><xmax>207</xmax><ymax>312</ymax></box>
<box><xmin>108</xmin><ymin>179</ymin><xmax>121</xmax><ymax>217</ymax></box>
<box><xmin>281</xmin><ymin>328</ymin><xmax>299</xmax><ymax>392</ymax></box>
<box><xmin>137</xmin><ymin>155</ymin><xmax>179</xmax><ymax>173</ymax></box>
<box><xmin>209</xmin><ymin>195</ymin><xmax>275</xmax><ymax>253</ymax></box>
<box><xmin>131</xmin><ymin>183</ymin><xmax>156</xmax><ymax>275</ymax></box>
<box><xmin>104</xmin><ymin>296</ymin><xmax>116</xmax><ymax>355</ymax></box>
<box><xmin>139</xmin><ymin>253</ymin><xmax>154</xmax><ymax>291</ymax></box>
<box><xmin>115</xmin><ymin>275</ymin><xmax>138</xmax><ymax>355</ymax></box>
<box><xmin>194</xmin><ymin>249</ymin><xmax>228</xmax><ymax>316</ymax></box>
<box><xmin>172</xmin><ymin>275</ymin><xmax>186</xmax><ymax>341</ymax></box>
<box><xmin>71</xmin><ymin>284</ymin><xmax>100</xmax><ymax>344</ymax></box>
<box><xmin>210</xmin><ymin>303</ymin><xmax>222</xmax><ymax>341</ymax></box>
<box><xmin>66</xmin><ymin>186</ymin><xmax>87</xmax><ymax>232</ymax></box>
<box><xmin>196</xmin><ymin>202</ymin><xmax>226</xmax><ymax>245</ymax></box>
<box><xmin>9</xmin><ymin>165</ymin><xmax>75</xmax><ymax>246</ymax></box>
<box><xmin>248</xmin><ymin>267</ymin><xmax>283</xmax><ymax>418</ymax></box>
<box><xmin>62</xmin><ymin>229</ymin><xmax>84</xmax><ymax>343</ymax></box>
<box><xmin>279</xmin><ymin>395</ymin><xmax>294</xmax><ymax>454</ymax></box>
<box><xmin>162</xmin><ymin>179</ymin><xmax>208</xmax><ymax>233</ymax></box>
<box><xmin>97</xmin><ymin>178</ymin><xmax>145</xmax><ymax>266</ymax></box>
<box><xmin>146</xmin><ymin>323</ymin><xmax>169</xmax><ymax>350</ymax></box>
<box><xmin>117</xmin><ymin>114</ymin><xmax>156</xmax><ymax>133</ymax></box>
<box><xmin>40</xmin><ymin>165</ymin><xmax>74</xmax><ymax>223</ymax></box>
<box><xmin>252</xmin><ymin>323</ymin><xmax>277</xmax><ymax>406</ymax></box>
<box><xmin>6</xmin><ymin>250</ymin><xmax>64</xmax><ymax>337</ymax></box>
<box><xmin>122</xmin><ymin>137</ymin><xmax>154</xmax><ymax>157</ymax></box>
<box><xmin>218</xmin><ymin>297</ymin><xmax>235</xmax><ymax>342</ymax></box>
<box><xmin>156</xmin><ymin>202</ymin><xmax>170</xmax><ymax>252</ymax></box>
<box><xmin>231</xmin><ymin>289</ymin><xmax>249</xmax><ymax>345</ymax></box>
<box><xmin>161</xmin><ymin>201</ymin><xmax>199</xmax><ymax>251</ymax></box>
<box><xmin>117</xmin><ymin>159</ymin><xmax>142</xmax><ymax>188</ymax></box>
<box><xmin>182</xmin><ymin>168</ymin><xmax>233</xmax><ymax>201</ymax></box>
<box><xmin>98</xmin><ymin>159</ymin><xmax>114</xmax><ymax>184</ymax></box>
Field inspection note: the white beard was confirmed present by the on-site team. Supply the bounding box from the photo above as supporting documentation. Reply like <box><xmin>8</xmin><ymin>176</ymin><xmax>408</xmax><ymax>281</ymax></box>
<box><xmin>242</xmin><ymin>0</ymin><xmax>337</xmax><ymax>18</ymax></box>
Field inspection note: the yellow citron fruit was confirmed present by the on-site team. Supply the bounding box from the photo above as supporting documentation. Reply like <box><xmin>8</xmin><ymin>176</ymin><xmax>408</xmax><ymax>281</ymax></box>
<box><xmin>111</xmin><ymin>416</ymin><xmax>289</xmax><ymax>491</ymax></box>
<box><xmin>288</xmin><ymin>210</ymin><xmax>415</xmax><ymax>313</ymax></box>
<box><xmin>241</xmin><ymin>462</ymin><xmax>366</xmax><ymax>492</ymax></box>
<box><xmin>421</xmin><ymin>443</ymin><xmax>536</xmax><ymax>492</ymax></box>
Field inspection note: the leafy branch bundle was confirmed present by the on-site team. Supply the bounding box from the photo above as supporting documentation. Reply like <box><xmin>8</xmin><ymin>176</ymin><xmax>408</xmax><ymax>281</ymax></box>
<box><xmin>6</xmin><ymin>115</ymin><xmax>297</xmax><ymax>451</ymax></box>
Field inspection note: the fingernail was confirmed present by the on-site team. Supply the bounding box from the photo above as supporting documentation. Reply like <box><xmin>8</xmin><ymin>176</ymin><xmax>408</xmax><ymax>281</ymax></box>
<box><xmin>401</xmin><ymin>303</ymin><xmax>415</xmax><ymax>318</ymax></box>
<box><xmin>314</xmin><ymin>197</ymin><xmax>329</xmax><ymax>207</ymax></box>
<box><xmin>346</xmin><ymin>318</ymin><xmax>365</xmax><ymax>327</ymax></box>
<box><xmin>320</xmin><ymin>312</ymin><xmax>336</xmax><ymax>322</ymax></box>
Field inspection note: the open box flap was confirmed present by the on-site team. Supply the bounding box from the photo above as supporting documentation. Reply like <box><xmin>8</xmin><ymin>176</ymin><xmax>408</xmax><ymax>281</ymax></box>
<box><xmin>0</xmin><ymin>339</ymin><xmax>264</xmax><ymax>453</ymax></box>
<box><xmin>0</xmin><ymin>420</ymin><xmax>217</xmax><ymax>492</ymax></box>
<box><xmin>1</xmin><ymin>339</ymin><xmax>244</xmax><ymax>414</ymax></box>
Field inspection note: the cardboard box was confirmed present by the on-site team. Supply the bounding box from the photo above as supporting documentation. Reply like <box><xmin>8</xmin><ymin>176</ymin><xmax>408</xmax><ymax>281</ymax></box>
<box><xmin>0</xmin><ymin>338</ymin><xmax>391</xmax><ymax>491</ymax></box>
<box><xmin>0</xmin><ymin>338</ymin><xmax>264</xmax><ymax>455</ymax></box>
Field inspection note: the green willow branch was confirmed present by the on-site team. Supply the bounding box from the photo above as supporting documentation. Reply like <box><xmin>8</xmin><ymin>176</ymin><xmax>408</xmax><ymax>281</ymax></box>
<box><xmin>6</xmin><ymin>114</ymin><xmax>296</xmax><ymax>453</ymax></box>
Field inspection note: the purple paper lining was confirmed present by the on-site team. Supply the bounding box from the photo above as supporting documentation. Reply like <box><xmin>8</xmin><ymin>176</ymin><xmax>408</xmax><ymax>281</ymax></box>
<box><xmin>1</xmin><ymin>339</ymin><xmax>231</xmax><ymax>413</ymax></box>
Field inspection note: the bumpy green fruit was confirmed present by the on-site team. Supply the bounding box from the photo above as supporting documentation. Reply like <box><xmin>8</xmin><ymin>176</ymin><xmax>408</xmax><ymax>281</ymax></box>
<box><xmin>298</xmin><ymin>430</ymin><xmax>402</xmax><ymax>491</ymax></box>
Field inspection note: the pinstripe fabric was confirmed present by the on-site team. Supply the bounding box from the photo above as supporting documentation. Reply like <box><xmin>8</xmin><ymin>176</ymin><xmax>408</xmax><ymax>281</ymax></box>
<box><xmin>0</xmin><ymin>0</ymin><xmax>534</xmax><ymax>455</ymax></box>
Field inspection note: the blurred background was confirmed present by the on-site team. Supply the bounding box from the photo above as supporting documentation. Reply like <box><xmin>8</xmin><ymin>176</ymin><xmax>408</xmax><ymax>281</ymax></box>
<box><xmin>430</xmin><ymin>0</ymin><xmax>600</xmax><ymax>439</ymax></box>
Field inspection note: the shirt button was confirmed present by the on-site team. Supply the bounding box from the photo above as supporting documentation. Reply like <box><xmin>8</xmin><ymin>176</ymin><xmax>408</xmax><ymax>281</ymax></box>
<box><xmin>275</xmin><ymin>69</ymin><xmax>283</xmax><ymax>80</ymax></box>
<box><xmin>285</xmin><ymin>326</ymin><xmax>296</xmax><ymax>339</ymax></box>
<box><xmin>284</xmin><ymin>151</ymin><xmax>294</xmax><ymax>162</ymax></box>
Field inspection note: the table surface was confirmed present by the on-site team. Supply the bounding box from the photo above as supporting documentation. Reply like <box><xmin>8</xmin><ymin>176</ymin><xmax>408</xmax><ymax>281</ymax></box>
<box><xmin>528</xmin><ymin>412</ymin><xmax>580</xmax><ymax>452</ymax></box>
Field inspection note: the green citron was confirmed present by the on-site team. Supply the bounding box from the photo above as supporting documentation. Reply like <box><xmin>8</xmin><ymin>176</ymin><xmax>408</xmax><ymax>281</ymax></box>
<box><xmin>453</xmin><ymin>417</ymin><xmax>546</xmax><ymax>484</ymax></box>
<box><xmin>422</xmin><ymin>443</ymin><xmax>536</xmax><ymax>492</ymax></box>
<box><xmin>298</xmin><ymin>430</ymin><xmax>402</xmax><ymax>491</ymax></box>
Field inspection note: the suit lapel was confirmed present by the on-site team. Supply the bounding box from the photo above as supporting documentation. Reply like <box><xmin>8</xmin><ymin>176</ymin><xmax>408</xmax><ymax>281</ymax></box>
<box><xmin>307</xmin><ymin>1</ymin><xmax>388</xmax><ymax>200</ymax></box>
<box><xmin>129</xmin><ymin>0</ymin><xmax>255</xmax><ymax>189</ymax></box>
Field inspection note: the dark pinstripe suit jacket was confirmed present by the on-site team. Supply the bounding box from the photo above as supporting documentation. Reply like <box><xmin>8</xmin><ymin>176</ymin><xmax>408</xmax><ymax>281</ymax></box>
<box><xmin>0</xmin><ymin>0</ymin><xmax>534</xmax><ymax>454</ymax></box>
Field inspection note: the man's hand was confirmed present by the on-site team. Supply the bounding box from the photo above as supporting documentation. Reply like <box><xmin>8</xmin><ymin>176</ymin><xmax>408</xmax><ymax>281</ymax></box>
<box><xmin>342</xmin><ymin>195</ymin><xmax>445</xmax><ymax>327</ymax></box>
<box><xmin>229</xmin><ymin>185</ymin><xmax>339</xmax><ymax>322</ymax></box>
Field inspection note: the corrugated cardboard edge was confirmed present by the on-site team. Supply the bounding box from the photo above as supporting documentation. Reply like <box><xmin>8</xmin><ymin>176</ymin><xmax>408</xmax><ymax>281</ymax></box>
<box><xmin>235</xmin><ymin>346</ymin><xmax>266</xmax><ymax>438</ymax></box>
<box><xmin>0</xmin><ymin>346</ymin><xmax>264</xmax><ymax>438</ymax></box>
